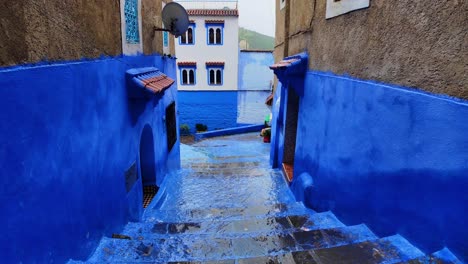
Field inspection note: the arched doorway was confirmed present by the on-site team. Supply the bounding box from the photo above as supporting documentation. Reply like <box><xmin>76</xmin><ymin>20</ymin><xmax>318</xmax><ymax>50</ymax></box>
<box><xmin>139</xmin><ymin>124</ymin><xmax>158</xmax><ymax>208</ymax></box>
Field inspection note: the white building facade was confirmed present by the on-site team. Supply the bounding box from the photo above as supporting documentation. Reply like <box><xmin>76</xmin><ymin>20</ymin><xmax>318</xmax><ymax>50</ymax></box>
<box><xmin>175</xmin><ymin>3</ymin><xmax>239</xmax><ymax>91</ymax></box>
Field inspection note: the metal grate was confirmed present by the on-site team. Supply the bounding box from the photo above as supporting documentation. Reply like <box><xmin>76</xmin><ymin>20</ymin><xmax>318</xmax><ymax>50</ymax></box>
<box><xmin>124</xmin><ymin>0</ymin><xmax>140</xmax><ymax>43</ymax></box>
<box><xmin>143</xmin><ymin>185</ymin><xmax>158</xmax><ymax>208</ymax></box>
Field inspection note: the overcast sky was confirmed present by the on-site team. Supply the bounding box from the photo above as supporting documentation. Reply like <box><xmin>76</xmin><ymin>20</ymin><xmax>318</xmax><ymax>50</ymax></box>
<box><xmin>238</xmin><ymin>0</ymin><xmax>276</xmax><ymax>37</ymax></box>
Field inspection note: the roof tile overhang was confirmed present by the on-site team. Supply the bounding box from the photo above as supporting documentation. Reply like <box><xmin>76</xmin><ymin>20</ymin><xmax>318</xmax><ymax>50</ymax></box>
<box><xmin>270</xmin><ymin>52</ymin><xmax>309</xmax><ymax>96</ymax></box>
<box><xmin>205</xmin><ymin>19</ymin><xmax>225</xmax><ymax>24</ymax></box>
<box><xmin>178</xmin><ymin>62</ymin><xmax>197</xmax><ymax>67</ymax></box>
<box><xmin>188</xmin><ymin>9</ymin><xmax>239</xmax><ymax>17</ymax></box>
<box><xmin>270</xmin><ymin>58</ymin><xmax>301</xmax><ymax>70</ymax></box>
<box><xmin>270</xmin><ymin>52</ymin><xmax>308</xmax><ymax>76</ymax></box>
<box><xmin>206</xmin><ymin>62</ymin><xmax>225</xmax><ymax>67</ymax></box>
<box><xmin>126</xmin><ymin>67</ymin><xmax>174</xmax><ymax>98</ymax></box>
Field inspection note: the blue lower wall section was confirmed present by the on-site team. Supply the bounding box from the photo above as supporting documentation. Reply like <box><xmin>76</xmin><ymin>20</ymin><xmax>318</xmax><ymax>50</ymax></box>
<box><xmin>178</xmin><ymin>90</ymin><xmax>271</xmax><ymax>134</ymax></box>
<box><xmin>0</xmin><ymin>55</ymin><xmax>180</xmax><ymax>263</ymax></box>
<box><xmin>272</xmin><ymin>71</ymin><xmax>468</xmax><ymax>261</ymax></box>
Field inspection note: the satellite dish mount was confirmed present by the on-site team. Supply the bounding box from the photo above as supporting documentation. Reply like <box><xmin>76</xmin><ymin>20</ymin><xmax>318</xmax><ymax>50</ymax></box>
<box><xmin>154</xmin><ymin>2</ymin><xmax>189</xmax><ymax>38</ymax></box>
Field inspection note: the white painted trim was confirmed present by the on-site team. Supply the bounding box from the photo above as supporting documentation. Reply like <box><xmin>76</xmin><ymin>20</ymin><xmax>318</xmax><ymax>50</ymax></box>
<box><xmin>326</xmin><ymin>0</ymin><xmax>369</xmax><ymax>19</ymax></box>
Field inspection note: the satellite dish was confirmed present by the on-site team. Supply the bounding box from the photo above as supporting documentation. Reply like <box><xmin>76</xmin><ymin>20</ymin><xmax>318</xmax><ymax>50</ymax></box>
<box><xmin>155</xmin><ymin>2</ymin><xmax>189</xmax><ymax>38</ymax></box>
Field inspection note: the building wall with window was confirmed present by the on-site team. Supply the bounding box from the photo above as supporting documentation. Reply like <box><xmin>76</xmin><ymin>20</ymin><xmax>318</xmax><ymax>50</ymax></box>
<box><xmin>0</xmin><ymin>1</ymin><xmax>179</xmax><ymax>263</ymax></box>
<box><xmin>271</xmin><ymin>0</ymin><xmax>467</xmax><ymax>261</ymax></box>
<box><xmin>175</xmin><ymin>11</ymin><xmax>239</xmax><ymax>91</ymax></box>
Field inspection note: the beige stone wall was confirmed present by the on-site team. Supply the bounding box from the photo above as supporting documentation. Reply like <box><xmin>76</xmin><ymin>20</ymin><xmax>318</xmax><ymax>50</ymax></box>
<box><xmin>0</xmin><ymin>0</ymin><xmax>121</xmax><ymax>66</ymax></box>
<box><xmin>0</xmin><ymin>0</ymin><xmax>168</xmax><ymax>66</ymax></box>
<box><xmin>274</xmin><ymin>0</ymin><xmax>468</xmax><ymax>99</ymax></box>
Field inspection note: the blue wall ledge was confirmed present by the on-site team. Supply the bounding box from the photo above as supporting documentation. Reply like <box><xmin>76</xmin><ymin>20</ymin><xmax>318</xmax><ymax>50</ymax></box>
<box><xmin>178</xmin><ymin>91</ymin><xmax>271</xmax><ymax>134</ymax></box>
<box><xmin>270</xmin><ymin>69</ymin><xmax>468</xmax><ymax>261</ymax></box>
<box><xmin>0</xmin><ymin>55</ymin><xmax>180</xmax><ymax>263</ymax></box>
<box><xmin>194</xmin><ymin>124</ymin><xmax>265</xmax><ymax>141</ymax></box>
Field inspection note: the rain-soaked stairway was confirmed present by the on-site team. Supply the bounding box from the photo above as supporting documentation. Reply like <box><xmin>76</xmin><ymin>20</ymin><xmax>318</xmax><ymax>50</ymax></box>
<box><xmin>72</xmin><ymin>133</ymin><xmax>462</xmax><ymax>263</ymax></box>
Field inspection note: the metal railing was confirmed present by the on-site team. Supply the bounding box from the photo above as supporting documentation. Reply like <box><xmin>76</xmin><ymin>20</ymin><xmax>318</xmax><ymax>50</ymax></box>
<box><xmin>175</xmin><ymin>0</ymin><xmax>238</xmax><ymax>10</ymax></box>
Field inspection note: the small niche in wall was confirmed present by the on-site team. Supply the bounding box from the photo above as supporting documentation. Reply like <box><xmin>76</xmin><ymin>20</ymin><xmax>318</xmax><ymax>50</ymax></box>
<box><xmin>125</xmin><ymin>162</ymin><xmax>138</xmax><ymax>193</ymax></box>
<box><xmin>165</xmin><ymin>102</ymin><xmax>177</xmax><ymax>152</ymax></box>
<box><xmin>326</xmin><ymin>0</ymin><xmax>369</xmax><ymax>19</ymax></box>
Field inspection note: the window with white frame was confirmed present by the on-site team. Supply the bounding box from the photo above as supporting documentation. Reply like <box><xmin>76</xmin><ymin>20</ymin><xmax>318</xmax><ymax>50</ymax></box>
<box><xmin>180</xmin><ymin>23</ymin><xmax>195</xmax><ymax>45</ymax></box>
<box><xmin>206</xmin><ymin>22</ymin><xmax>224</xmax><ymax>45</ymax></box>
<box><xmin>207</xmin><ymin>67</ymin><xmax>223</xmax><ymax>85</ymax></box>
<box><xmin>179</xmin><ymin>66</ymin><xmax>196</xmax><ymax>85</ymax></box>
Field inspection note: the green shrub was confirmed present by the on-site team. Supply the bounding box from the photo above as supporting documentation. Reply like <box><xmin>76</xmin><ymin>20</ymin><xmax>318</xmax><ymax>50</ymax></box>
<box><xmin>180</xmin><ymin>124</ymin><xmax>190</xmax><ymax>135</ymax></box>
<box><xmin>195</xmin><ymin>123</ymin><xmax>208</xmax><ymax>132</ymax></box>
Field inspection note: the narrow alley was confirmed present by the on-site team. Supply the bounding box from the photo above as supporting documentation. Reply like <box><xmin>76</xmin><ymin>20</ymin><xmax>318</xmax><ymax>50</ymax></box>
<box><xmin>73</xmin><ymin>133</ymin><xmax>453</xmax><ymax>263</ymax></box>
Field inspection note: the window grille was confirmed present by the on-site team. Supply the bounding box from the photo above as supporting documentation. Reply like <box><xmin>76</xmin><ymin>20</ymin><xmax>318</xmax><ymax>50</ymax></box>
<box><xmin>125</xmin><ymin>0</ymin><xmax>140</xmax><ymax>43</ymax></box>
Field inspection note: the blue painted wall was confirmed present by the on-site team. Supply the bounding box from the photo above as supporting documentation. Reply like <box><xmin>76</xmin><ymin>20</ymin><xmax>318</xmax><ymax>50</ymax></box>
<box><xmin>0</xmin><ymin>55</ymin><xmax>180</xmax><ymax>263</ymax></box>
<box><xmin>238</xmin><ymin>51</ymin><xmax>274</xmax><ymax>91</ymax></box>
<box><xmin>178</xmin><ymin>91</ymin><xmax>238</xmax><ymax>133</ymax></box>
<box><xmin>237</xmin><ymin>90</ymin><xmax>271</xmax><ymax>125</ymax></box>
<box><xmin>272</xmin><ymin>71</ymin><xmax>468</xmax><ymax>261</ymax></box>
<box><xmin>178</xmin><ymin>90</ymin><xmax>271</xmax><ymax>134</ymax></box>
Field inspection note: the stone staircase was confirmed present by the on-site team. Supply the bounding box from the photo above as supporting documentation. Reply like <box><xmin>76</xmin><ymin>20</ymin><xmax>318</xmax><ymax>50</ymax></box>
<box><xmin>70</xmin><ymin>134</ymin><xmax>462</xmax><ymax>263</ymax></box>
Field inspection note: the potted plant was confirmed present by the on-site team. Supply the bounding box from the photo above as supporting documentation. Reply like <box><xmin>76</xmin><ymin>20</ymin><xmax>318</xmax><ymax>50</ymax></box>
<box><xmin>180</xmin><ymin>124</ymin><xmax>190</xmax><ymax>136</ymax></box>
<box><xmin>195</xmin><ymin>123</ymin><xmax>208</xmax><ymax>132</ymax></box>
<box><xmin>260</xmin><ymin>127</ymin><xmax>271</xmax><ymax>143</ymax></box>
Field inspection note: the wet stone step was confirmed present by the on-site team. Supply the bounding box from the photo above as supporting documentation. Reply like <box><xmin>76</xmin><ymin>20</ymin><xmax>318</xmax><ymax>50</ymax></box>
<box><xmin>310</xmin><ymin>235</ymin><xmax>425</xmax><ymax>264</ymax></box>
<box><xmin>235</xmin><ymin>251</ymin><xmax>320</xmax><ymax>264</ymax></box>
<box><xmin>292</xmin><ymin>224</ymin><xmax>378</xmax><ymax>251</ymax></box>
<box><xmin>125</xmin><ymin>212</ymin><xmax>344</xmax><ymax>239</ymax></box>
<box><xmin>89</xmin><ymin>224</ymin><xmax>377</xmax><ymax>263</ymax></box>
<box><xmin>187</xmin><ymin>171</ymin><xmax>274</xmax><ymax>179</ymax></box>
<box><xmin>186</xmin><ymin>161</ymin><xmax>262</xmax><ymax>169</ymax></box>
<box><xmin>89</xmin><ymin>233</ymin><xmax>296</xmax><ymax>263</ymax></box>
<box><xmin>397</xmin><ymin>247</ymin><xmax>463</xmax><ymax>264</ymax></box>
<box><xmin>131</xmin><ymin>215</ymin><xmax>296</xmax><ymax>237</ymax></box>
<box><xmin>167</xmin><ymin>251</ymin><xmax>321</xmax><ymax>264</ymax></box>
<box><xmin>144</xmin><ymin>203</ymin><xmax>309</xmax><ymax>222</ymax></box>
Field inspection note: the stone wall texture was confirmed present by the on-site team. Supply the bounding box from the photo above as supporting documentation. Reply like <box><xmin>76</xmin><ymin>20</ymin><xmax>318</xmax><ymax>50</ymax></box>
<box><xmin>0</xmin><ymin>0</ymin><xmax>169</xmax><ymax>66</ymax></box>
<box><xmin>275</xmin><ymin>0</ymin><xmax>468</xmax><ymax>99</ymax></box>
<box><xmin>0</xmin><ymin>1</ymin><xmax>121</xmax><ymax>66</ymax></box>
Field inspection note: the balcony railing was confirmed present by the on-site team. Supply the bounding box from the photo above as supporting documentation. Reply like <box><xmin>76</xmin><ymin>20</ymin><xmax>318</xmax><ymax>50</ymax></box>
<box><xmin>175</xmin><ymin>0</ymin><xmax>238</xmax><ymax>10</ymax></box>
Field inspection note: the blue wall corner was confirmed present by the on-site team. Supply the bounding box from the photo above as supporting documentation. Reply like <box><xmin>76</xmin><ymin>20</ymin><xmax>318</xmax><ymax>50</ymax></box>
<box><xmin>271</xmin><ymin>70</ymin><xmax>468</xmax><ymax>261</ymax></box>
<box><xmin>0</xmin><ymin>55</ymin><xmax>180</xmax><ymax>263</ymax></box>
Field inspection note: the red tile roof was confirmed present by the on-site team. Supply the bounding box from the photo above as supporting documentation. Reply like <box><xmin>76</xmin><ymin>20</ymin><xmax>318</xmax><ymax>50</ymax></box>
<box><xmin>205</xmin><ymin>62</ymin><xmax>225</xmax><ymax>66</ymax></box>
<box><xmin>177</xmin><ymin>62</ymin><xmax>197</xmax><ymax>67</ymax></box>
<box><xmin>269</xmin><ymin>58</ymin><xmax>300</xmax><ymax>70</ymax></box>
<box><xmin>205</xmin><ymin>19</ymin><xmax>225</xmax><ymax>24</ymax></box>
<box><xmin>137</xmin><ymin>74</ymin><xmax>175</xmax><ymax>94</ymax></box>
<box><xmin>188</xmin><ymin>9</ymin><xmax>239</xmax><ymax>17</ymax></box>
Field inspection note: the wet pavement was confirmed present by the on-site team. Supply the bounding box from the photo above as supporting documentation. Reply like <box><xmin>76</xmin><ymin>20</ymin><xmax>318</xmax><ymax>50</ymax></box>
<box><xmin>74</xmin><ymin>133</ymin><xmax>460</xmax><ymax>263</ymax></box>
